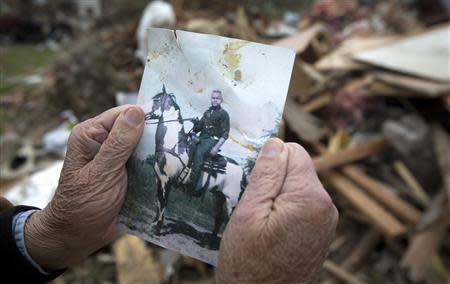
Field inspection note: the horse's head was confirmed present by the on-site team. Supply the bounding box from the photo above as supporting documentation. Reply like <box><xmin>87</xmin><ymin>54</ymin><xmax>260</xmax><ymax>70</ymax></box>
<box><xmin>145</xmin><ymin>85</ymin><xmax>178</xmax><ymax>121</ymax></box>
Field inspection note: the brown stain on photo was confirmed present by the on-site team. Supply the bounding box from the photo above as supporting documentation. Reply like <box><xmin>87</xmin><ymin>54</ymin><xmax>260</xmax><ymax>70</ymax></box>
<box><xmin>234</xmin><ymin>70</ymin><xmax>242</xmax><ymax>81</ymax></box>
<box><xmin>221</xmin><ymin>41</ymin><xmax>248</xmax><ymax>80</ymax></box>
<box><xmin>229</xmin><ymin>134</ymin><xmax>255</xmax><ymax>151</ymax></box>
<box><xmin>147</xmin><ymin>50</ymin><xmax>160</xmax><ymax>60</ymax></box>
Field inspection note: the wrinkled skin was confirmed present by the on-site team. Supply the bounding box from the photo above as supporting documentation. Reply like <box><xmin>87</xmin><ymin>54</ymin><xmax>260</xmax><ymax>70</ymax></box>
<box><xmin>24</xmin><ymin>106</ymin><xmax>338</xmax><ymax>282</ymax></box>
<box><xmin>217</xmin><ymin>139</ymin><xmax>338</xmax><ymax>283</ymax></box>
<box><xmin>25</xmin><ymin>105</ymin><xmax>145</xmax><ymax>270</ymax></box>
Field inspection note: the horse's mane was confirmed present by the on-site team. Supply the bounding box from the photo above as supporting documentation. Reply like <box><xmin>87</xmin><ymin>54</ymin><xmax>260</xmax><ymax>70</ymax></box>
<box><xmin>152</xmin><ymin>87</ymin><xmax>180</xmax><ymax>111</ymax></box>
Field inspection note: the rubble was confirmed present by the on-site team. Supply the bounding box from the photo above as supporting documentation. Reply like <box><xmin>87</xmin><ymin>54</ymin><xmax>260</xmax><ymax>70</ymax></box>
<box><xmin>1</xmin><ymin>0</ymin><xmax>449</xmax><ymax>283</ymax></box>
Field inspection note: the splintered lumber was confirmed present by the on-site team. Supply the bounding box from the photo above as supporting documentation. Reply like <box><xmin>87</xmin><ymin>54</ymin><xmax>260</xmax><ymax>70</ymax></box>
<box><xmin>327</xmin><ymin>173</ymin><xmax>407</xmax><ymax>238</ymax></box>
<box><xmin>353</xmin><ymin>24</ymin><xmax>450</xmax><ymax>82</ymax></box>
<box><xmin>401</xmin><ymin>193</ymin><xmax>450</xmax><ymax>282</ymax></box>
<box><xmin>315</xmin><ymin>36</ymin><xmax>396</xmax><ymax>71</ymax></box>
<box><xmin>313</xmin><ymin>141</ymin><xmax>420</xmax><ymax>224</ymax></box>
<box><xmin>313</xmin><ymin>138</ymin><xmax>388</xmax><ymax>172</ymax></box>
<box><xmin>273</xmin><ymin>23</ymin><xmax>327</xmax><ymax>54</ymax></box>
<box><xmin>113</xmin><ymin>235</ymin><xmax>162</xmax><ymax>284</ymax></box>
<box><xmin>342</xmin><ymin>228</ymin><xmax>380</xmax><ymax>270</ymax></box>
<box><xmin>393</xmin><ymin>160</ymin><xmax>431</xmax><ymax>207</ymax></box>
<box><xmin>341</xmin><ymin>166</ymin><xmax>421</xmax><ymax>225</ymax></box>
<box><xmin>323</xmin><ymin>260</ymin><xmax>366</xmax><ymax>284</ymax></box>
<box><xmin>432</xmin><ymin>125</ymin><xmax>450</xmax><ymax>208</ymax></box>
<box><xmin>283</xmin><ymin>96</ymin><xmax>327</xmax><ymax>142</ymax></box>
<box><xmin>302</xmin><ymin>93</ymin><xmax>332</xmax><ymax>113</ymax></box>
<box><xmin>372</xmin><ymin>72</ymin><xmax>450</xmax><ymax>97</ymax></box>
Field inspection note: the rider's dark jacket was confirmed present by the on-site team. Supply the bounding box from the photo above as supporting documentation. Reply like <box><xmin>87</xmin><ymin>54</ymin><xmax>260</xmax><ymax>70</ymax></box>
<box><xmin>193</xmin><ymin>105</ymin><xmax>230</xmax><ymax>140</ymax></box>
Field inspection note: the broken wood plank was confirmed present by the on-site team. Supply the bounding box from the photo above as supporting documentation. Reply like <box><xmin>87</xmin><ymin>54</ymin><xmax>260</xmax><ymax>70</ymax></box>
<box><xmin>273</xmin><ymin>23</ymin><xmax>327</xmax><ymax>54</ymax></box>
<box><xmin>315</xmin><ymin>36</ymin><xmax>396</xmax><ymax>71</ymax></box>
<box><xmin>432</xmin><ymin>125</ymin><xmax>450</xmax><ymax>208</ymax></box>
<box><xmin>393</xmin><ymin>160</ymin><xmax>431</xmax><ymax>207</ymax></box>
<box><xmin>283</xmin><ymin>96</ymin><xmax>328</xmax><ymax>142</ymax></box>
<box><xmin>302</xmin><ymin>93</ymin><xmax>332</xmax><ymax>113</ymax></box>
<box><xmin>342</xmin><ymin>228</ymin><xmax>380</xmax><ymax>270</ymax></box>
<box><xmin>113</xmin><ymin>235</ymin><xmax>163</xmax><ymax>284</ymax></box>
<box><xmin>401</xmin><ymin>193</ymin><xmax>450</xmax><ymax>282</ymax></box>
<box><xmin>323</xmin><ymin>260</ymin><xmax>366</xmax><ymax>284</ymax></box>
<box><xmin>313</xmin><ymin>138</ymin><xmax>388</xmax><ymax>172</ymax></box>
<box><xmin>341</xmin><ymin>165</ymin><xmax>421</xmax><ymax>225</ymax></box>
<box><xmin>326</xmin><ymin>172</ymin><xmax>407</xmax><ymax>238</ymax></box>
<box><xmin>353</xmin><ymin>24</ymin><xmax>450</xmax><ymax>82</ymax></box>
<box><xmin>373</xmin><ymin>72</ymin><xmax>450</xmax><ymax>97</ymax></box>
<box><xmin>314</xmin><ymin>141</ymin><xmax>421</xmax><ymax>224</ymax></box>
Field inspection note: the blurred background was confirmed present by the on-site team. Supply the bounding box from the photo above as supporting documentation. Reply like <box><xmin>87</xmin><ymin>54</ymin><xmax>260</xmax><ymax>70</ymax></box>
<box><xmin>0</xmin><ymin>0</ymin><xmax>449</xmax><ymax>283</ymax></box>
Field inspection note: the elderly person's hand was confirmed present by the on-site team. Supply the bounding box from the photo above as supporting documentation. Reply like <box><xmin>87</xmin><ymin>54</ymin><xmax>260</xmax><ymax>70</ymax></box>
<box><xmin>24</xmin><ymin>105</ymin><xmax>144</xmax><ymax>270</ymax></box>
<box><xmin>217</xmin><ymin>138</ymin><xmax>338</xmax><ymax>283</ymax></box>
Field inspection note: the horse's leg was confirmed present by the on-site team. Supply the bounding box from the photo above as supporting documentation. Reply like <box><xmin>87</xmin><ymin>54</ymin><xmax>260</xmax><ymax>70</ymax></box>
<box><xmin>152</xmin><ymin>178</ymin><xmax>162</xmax><ymax>223</ymax></box>
<box><xmin>160</xmin><ymin>180</ymin><xmax>173</xmax><ymax>226</ymax></box>
<box><xmin>153</xmin><ymin>175</ymin><xmax>169</xmax><ymax>235</ymax></box>
<box><xmin>209</xmin><ymin>191</ymin><xmax>225</xmax><ymax>250</ymax></box>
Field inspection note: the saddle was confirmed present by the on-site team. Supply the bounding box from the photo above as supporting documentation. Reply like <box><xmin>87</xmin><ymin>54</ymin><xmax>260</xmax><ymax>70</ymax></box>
<box><xmin>202</xmin><ymin>155</ymin><xmax>227</xmax><ymax>175</ymax></box>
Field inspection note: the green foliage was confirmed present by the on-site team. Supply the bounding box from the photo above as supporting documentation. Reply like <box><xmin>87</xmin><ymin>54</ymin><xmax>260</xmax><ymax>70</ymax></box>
<box><xmin>0</xmin><ymin>44</ymin><xmax>56</xmax><ymax>94</ymax></box>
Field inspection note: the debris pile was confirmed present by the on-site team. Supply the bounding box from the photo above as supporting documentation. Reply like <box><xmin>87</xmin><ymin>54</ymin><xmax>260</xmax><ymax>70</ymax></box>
<box><xmin>1</xmin><ymin>0</ymin><xmax>449</xmax><ymax>283</ymax></box>
<box><xmin>276</xmin><ymin>2</ymin><xmax>450</xmax><ymax>283</ymax></box>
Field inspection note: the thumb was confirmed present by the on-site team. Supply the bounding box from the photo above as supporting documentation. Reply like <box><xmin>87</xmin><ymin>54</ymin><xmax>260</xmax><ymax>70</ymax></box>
<box><xmin>236</xmin><ymin>138</ymin><xmax>289</xmax><ymax>221</ymax></box>
<box><xmin>92</xmin><ymin>106</ymin><xmax>144</xmax><ymax>172</ymax></box>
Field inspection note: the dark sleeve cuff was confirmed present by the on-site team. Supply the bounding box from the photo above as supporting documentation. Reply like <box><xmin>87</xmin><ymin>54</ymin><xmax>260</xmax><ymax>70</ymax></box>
<box><xmin>0</xmin><ymin>205</ymin><xmax>66</xmax><ymax>283</ymax></box>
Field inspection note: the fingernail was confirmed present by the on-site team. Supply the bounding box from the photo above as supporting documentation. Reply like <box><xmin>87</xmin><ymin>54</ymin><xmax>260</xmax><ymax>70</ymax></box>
<box><xmin>259</xmin><ymin>138</ymin><xmax>283</xmax><ymax>158</ymax></box>
<box><xmin>125</xmin><ymin>107</ymin><xmax>143</xmax><ymax>126</ymax></box>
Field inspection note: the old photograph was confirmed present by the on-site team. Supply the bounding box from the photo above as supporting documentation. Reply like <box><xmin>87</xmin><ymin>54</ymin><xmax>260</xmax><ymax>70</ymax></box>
<box><xmin>119</xmin><ymin>28</ymin><xmax>295</xmax><ymax>265</ymax></box>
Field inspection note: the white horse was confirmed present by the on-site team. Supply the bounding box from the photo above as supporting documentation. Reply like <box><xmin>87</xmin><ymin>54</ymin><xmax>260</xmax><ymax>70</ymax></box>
<box><xmin>144</xmin><ymin>86</ymin><xmax>245</xmax><ymax>239</ymax></box>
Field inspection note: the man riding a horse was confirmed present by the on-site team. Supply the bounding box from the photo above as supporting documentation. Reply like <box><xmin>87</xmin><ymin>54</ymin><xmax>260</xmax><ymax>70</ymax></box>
<box><xmin>188</xmin><ymin>90</ymin><xmax>230</xmax><ymax>196</ymax></box>
<box><xmin>144</xmin><ymin>85</ymin><xmax>244</xmax><ymax>238</ymax></box>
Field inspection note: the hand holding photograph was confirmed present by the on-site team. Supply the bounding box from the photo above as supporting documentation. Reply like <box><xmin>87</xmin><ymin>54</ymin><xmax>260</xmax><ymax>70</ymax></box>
<box><xmin>119</xmin><ymin>28</ymin><xmax>295</xmax><ymax>265</ymax></box>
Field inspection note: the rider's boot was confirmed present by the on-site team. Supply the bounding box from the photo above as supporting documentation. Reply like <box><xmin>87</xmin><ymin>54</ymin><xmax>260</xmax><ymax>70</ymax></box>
<box><xmin>187</xmin><ymin>166</ymin><xmax>202</xmax><ymax>197</ymax></box>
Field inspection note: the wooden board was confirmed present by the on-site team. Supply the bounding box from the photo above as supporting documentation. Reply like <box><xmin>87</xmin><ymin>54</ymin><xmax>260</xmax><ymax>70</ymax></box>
<box><xmin>353</xmin><ymin>25</ymin><xmax>450</xmax><ymax>82</ymax></box>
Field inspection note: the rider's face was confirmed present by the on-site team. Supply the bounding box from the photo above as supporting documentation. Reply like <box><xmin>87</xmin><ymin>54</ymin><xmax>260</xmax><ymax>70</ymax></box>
<box><xmin>211</xmin><ymin>92</ymin><xmax>222</xmax><ymax>107</ymax></box>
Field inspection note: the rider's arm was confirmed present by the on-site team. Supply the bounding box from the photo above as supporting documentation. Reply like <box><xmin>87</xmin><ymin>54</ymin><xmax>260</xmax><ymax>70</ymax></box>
<box><xmin>213</xmin><ymin>137</ymin><xmax>226</xmax><ymax>151</ymax></box>
<box><xmin>219</xmin><ymin>112</ymin><xmax>230</xmax><ymax>140</ymax></box>
<box><xmin>212</xmin><ymin>112</ymin><xmax>229</xmax><ymax>153</ymax></box>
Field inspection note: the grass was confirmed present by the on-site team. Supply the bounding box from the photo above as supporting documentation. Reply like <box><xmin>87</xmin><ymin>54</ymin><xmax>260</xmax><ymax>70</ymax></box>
<box><xmin>0</xmin><ymin>43</ymin><xmax>57</xmax><ymax>95</ymax></box>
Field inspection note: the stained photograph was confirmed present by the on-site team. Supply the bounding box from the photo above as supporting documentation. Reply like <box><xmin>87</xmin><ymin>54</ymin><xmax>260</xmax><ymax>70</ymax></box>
<box><xmin>119</xmin><ymin>28</ymin><xmax>295</xmax><ymax>264</ymax></box>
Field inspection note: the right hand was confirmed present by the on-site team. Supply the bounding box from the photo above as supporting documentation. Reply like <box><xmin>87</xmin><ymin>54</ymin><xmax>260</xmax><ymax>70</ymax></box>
<box><xmin>217</xmin><ymin>138</ymin><xmax>338</xmax><ymax>283</ymax></box>
<box><xmin>25</xmin><ymin>105</ymin><xmax>145</xmax><ymax>270</ymax></box>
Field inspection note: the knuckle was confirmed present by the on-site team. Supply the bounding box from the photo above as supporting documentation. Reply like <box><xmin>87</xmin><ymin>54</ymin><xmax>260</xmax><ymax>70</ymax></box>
<box><xmin>288</xmin><ymin>143</ymin><xmax>313</xmax><ymax>165</ymax></box>
<box><xmin>309</xmin><ymin>188</ymin><xmax>338</xmax><ymax>226</ymax></box>
<box><xmin>286</xmin><ymin>142</ymin><xmax>315</xmax><ymax>174</ymax></box>
<box><xmin>68</xmin><ymin>120</ymin><xmax>92</xmax><ymax>144</ymax></box>
<box><xmin>69</xmin><ymin>123</ymin><xmax>83</xmax><ymax>141</ymax></box>
<box><xmin>105</xmin><ymin>130</ymin><xmax>128</xmax><ymax>151</ymax></box>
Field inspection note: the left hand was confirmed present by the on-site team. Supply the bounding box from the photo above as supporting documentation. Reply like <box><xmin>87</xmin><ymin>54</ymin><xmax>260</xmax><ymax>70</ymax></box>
<box><xmin>24</xmin><ymin>105</ymin><xmax>144</xmax><ymax>270</ymax></box>
<box><xmin>210</xmin><ymin>147</ymin><xmax>219</xmax><ymax>156</ymax></box>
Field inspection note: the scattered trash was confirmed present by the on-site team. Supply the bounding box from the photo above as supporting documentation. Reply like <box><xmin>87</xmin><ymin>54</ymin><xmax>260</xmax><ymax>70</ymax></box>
<box><xmin>136</xmin><ymin>0</ymin><xmax>176</xmax><ymax>64</ymax></box>
<box><xmin>353</xmin><ymin>24</ymin><xmax>450</xmax><ymax>82</ymax></box>
<box><xmin>0</xmin><ymin>143</ymin><xmax>36</xmax><ymax>181</ymax></box>
<box><xmin>3</xmin><ymin>160</ymin><xmax>63</xmax><ymax>208</ymax></box>
<box><xmin>115</xmin><ymin>91</ymin><xmax>138</xmax><ymax>106</ymax></box>
<box><xmin>2</xmin><ymin>0</ymin><xmax>449</xmax><ymax>282</ymax></box>
<box><xmin>42</xmin><ymin>110</ymin><xmax>78</xmax><ymax>157</ymax></box>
